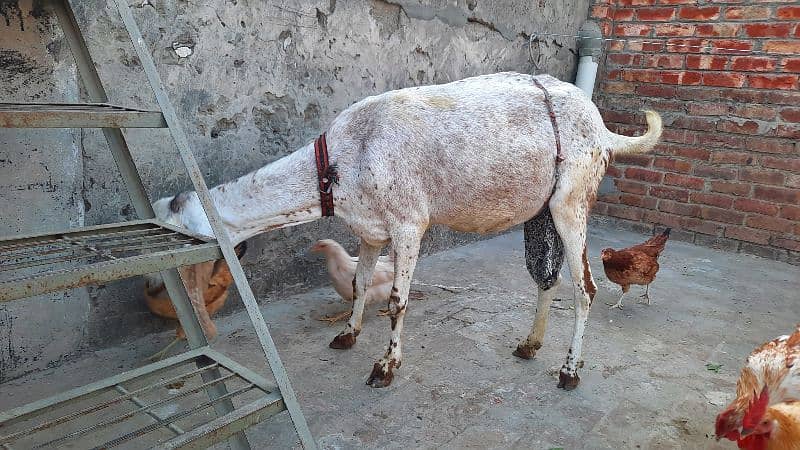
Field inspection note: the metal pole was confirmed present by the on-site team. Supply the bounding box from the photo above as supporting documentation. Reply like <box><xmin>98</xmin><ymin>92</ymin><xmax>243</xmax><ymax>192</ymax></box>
<box><xmin>112</xmin><ymin>1</ymin><xmax>315</xmax><ymax>448</ymax></box>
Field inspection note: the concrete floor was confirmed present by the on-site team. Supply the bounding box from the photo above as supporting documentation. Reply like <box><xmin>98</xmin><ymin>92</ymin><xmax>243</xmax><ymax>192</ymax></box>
<box><xmin>2</xmin><ymin>223</ymin><xmax>799</xmax><ymax>449</ymax></box>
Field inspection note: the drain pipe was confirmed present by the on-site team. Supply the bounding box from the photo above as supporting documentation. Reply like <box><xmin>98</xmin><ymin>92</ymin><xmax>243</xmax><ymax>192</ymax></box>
<box><xmin>575</xmin><ymin>20</ymin><xmax>602</xmax><ymax>97</ymax></box>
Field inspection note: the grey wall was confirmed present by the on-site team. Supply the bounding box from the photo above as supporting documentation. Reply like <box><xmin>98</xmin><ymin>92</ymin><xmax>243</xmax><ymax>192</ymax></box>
<box><xmin>0</xmin><ymin>0</ymin><xmax>591</xmax><ymax>380</ymax></box>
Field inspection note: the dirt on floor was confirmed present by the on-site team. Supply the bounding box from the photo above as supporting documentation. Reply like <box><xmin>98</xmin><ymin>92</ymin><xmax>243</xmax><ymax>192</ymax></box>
<box><xmin>2</xmin><ymin>223</ymin><xmax>798</xmax><ymax>449</ymax></box>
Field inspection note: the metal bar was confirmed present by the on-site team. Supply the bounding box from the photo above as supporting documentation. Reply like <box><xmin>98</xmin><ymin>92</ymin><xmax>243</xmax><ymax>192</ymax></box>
<box><xmin>0</xmin><ymin>242</ymin><xmax>222</xmax><ymax>302</ymax></box>
<box><xmin>0</xmin><ymin>228</ymin><xmax>173</xmax><ymax>253</ymax></box>
<box><xmin>153</xmin><ymin>393</ymin><xmax>285</xmax><ymax>450</ymax></box>
<box><xmin>0</xmin><ymin>219</ymin><xmax>159</xmax><ymax>244</ymax></box>
<box><xmin>53</xmin><ymin>0</ymin><xmax>155</xmax><ymax>219</ymax></box>
<box><xmin>32</xmin><ymin>372</ymin><xmax>239</xmax><ymax>449</ymax></box>
<box><xmin>90</xmin><ymin>385</ymin><xmax>254</xmax><ymax>450</ymax></box>
<box><xmin>114</xmin><ymin>3</ymin><xmax>316</xmax><ymax>447</ymax></box>
<box><xmin>114</xmin><ymin>385</ymin><xmax>185</xmax><ymax>436</ymax></box>
<box><xmin>0</xmin><ymin>103</ymin><xmax>167</xmax><ymax>128</ymax></box>
<box><xmin>201</xmin><ymin>348</ymin><xmax>275</xmax><ymax>393</ymax></box>
<box><xmin>0</xmin><ymin>348</ymin><xmax>207</xmax><ymax>428</ymax></box>
<box><xmin>1</xmin><ymin>230</ymin><xmax>183</xmax><ymax>258</ymax></box>
<box><xmin>0</xmin><ymin>363</ymin><xmax>217</xmax><ymax>444</ymax></box>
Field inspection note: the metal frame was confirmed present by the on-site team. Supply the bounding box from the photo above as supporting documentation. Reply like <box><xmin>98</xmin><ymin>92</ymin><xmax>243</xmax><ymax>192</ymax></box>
<box><xmin>0</xmin><ymin>0</ymin><xmax>315</xmax><ymax>448</ymax></box>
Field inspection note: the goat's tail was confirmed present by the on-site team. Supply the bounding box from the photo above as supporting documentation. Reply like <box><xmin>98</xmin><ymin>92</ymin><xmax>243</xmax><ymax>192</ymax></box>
<box><xmin>606</xmin><ymin>110</ymin><xmax>663</xmax><ymax>155</ymax></box>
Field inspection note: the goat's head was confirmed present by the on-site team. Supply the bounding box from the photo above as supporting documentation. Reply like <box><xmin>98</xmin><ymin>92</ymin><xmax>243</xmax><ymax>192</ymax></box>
<box><xmin>153</xmin><ymin>191</ymin><xmax>213</xmax><ymax>238</ymax></box>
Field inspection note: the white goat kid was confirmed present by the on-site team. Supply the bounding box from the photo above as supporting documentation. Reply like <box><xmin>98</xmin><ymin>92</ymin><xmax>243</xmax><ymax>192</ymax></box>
<box><xmin>153</xmin><ymin>72</ymin><xmax>662</xmax><ymax>389</ymax></box>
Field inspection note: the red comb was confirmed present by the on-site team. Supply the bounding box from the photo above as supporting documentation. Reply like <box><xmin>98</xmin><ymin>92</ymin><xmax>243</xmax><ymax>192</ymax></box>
<box><xmin>742</xmin><ymin>387</ymin><xmax>769</xmax><ymax>429</ymax></box>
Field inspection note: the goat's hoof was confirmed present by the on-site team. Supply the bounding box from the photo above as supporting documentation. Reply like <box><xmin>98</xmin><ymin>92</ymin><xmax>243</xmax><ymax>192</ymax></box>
<box><xmin>329</xmin><ymin>332</ymin><xmax>357</xmax><ymax>349</ymax></box>
<box><xmin>366</xmin><ymin>360</ymin><xmax>396</xmax><ymax>388</ymax></box>
<box><xmin>512</xmin><ymin>343</ymin><xmax>538</xmax><ymax>360</ymax></box>
<box><xmin>557</xmin><ymin>370</ymin><xmax>580</xmax><ymax>390</ymax></box>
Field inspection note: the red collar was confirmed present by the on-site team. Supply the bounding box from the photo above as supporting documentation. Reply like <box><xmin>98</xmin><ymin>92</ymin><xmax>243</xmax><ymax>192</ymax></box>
<box><xmin>314</xmin><ymin>133</ymin><xmax>337</xmax><ymax>217</ymax></box>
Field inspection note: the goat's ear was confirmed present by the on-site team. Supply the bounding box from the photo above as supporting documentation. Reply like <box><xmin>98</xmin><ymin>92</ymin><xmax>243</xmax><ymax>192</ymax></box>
<box><xmin>234</xmin><ymin>241</ymin><xmax>248</xmax><ymax>260</ymax></box>
<box><xmin>169</xmin><ymin>191</ymin><xmax>190</xmax><ymax>213</ymax></box>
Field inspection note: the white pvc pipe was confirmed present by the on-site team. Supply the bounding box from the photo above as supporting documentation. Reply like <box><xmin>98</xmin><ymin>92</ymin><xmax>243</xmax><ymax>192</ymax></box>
<box><xmin>575</xmin><ymin>55</ymin><xmax>598</xmax><ymax>97</ymax></box>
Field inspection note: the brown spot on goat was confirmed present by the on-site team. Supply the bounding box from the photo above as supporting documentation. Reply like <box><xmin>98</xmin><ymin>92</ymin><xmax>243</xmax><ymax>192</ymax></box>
<box><xmin>582</xmin><ymin>246</ymin><xmax>597</xmax><ymax>303</ymax></box>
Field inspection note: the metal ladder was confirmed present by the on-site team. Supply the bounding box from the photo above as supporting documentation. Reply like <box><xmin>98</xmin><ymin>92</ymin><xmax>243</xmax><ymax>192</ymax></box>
<box><xmin>0</xmin><ymin>1</ymin><xmax>315</xmax><ymax>448</ymax></box>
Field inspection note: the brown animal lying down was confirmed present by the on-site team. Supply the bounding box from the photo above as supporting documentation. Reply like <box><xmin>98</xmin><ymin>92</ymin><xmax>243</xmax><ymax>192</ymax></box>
<box><xmin>144</xmin><ymin>242</ymin><xmax>246</xmax><ymax>360</ymax></box>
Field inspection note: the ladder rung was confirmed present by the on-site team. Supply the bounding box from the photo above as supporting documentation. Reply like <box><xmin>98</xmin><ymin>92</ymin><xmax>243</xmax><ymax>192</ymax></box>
<box><xmin>0</xmin><ymin>102</ymin><xmax>167</xmax><ymax>128</ymax></box>
<box><xmin>0</xmin><ymin>220</ymin><xmax>221</xmax><ymax>302</ymax></box>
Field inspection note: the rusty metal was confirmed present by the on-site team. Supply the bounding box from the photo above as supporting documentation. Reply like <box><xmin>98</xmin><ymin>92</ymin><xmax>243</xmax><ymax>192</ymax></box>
<box><xmin>0</xmin><ymin>349</ymin><xmax>284</xmax><ymax>449</ymax></box>
<box><xmin>0</xmin><ymin>102</ymin><xmax>167</xmax><ymax>128</ymax></box>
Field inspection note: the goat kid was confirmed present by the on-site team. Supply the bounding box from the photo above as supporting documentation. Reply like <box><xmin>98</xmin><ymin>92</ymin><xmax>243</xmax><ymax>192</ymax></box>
<box><xmin>154</xmin><ymin>72</ymin><xmax>662</xmax><ymax>389</ymax></box>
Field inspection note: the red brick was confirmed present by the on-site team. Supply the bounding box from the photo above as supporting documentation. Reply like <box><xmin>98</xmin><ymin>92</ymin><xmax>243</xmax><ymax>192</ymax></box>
<box><xmin>664</xmin><ymin>173</ymin><xmax>705</xmax><ymax>190</ymax></box>
<box><xmin>659</xmin><ymin>199</ymin><xmax>702</xmax><ymax>217</ymax></box>
<box><xmin>625</xmin><ymin>167</ymin><xmax>664</xmax><ymax>183</ymax></box>
<box><xmin>650</xmin><ymin>186</ymin><xmax>690</xmax><ymax>202</ymax></box>
<box><xmin>744</xmin><ymin>23</ymin><xmax>794</xmax><ymax>38</ymax></box>
<box><xmin>643</xmin><ymin>210</ymin><xmax>684</xmax><ymax>228</ymax></box>
<box><xmin>599</xmin><ymin>192</ymin><xmax>622</xmax><ymax>203</ymax></box>
<box><xmin>608</xmin><ymin>53</ymin><xmax>637</xmax><ymax>66</ymax></box>
<box><xmin>606</xmin><ymin>204</ymin><xmax>645</xmax><ymax>221</ymax></box>
<box><xmin>636</xmin><ymin>84</ymin><xmax>678</xmax><ymax>98</ymax></box>
<box><xmin>771</xmin><ymin>237</ymin><xmax>800</xmax><ymax>253</ymax></box>
<box><xmin>761</xmin><ymin>156</ymin><xmax>800</xmax><ymax>173</ymax></box>
<box><xmin>730</xmin><ymin>104</ymin><xmax>777</xmax><ymax>121</ymax></box>
<box><xmin>621</xmin><ymin>193</ymin><xmax>658</xmax><ymax>209</ymax></box>
<box><xmin>621</xmin><ymin>69</ymin><xmax>661</xmax><ymax>83</ymax></box>
<box><xmin>776</xmin><ymin>6</ymin><xmax>800</xmax><ymax>20</ymax></box>
<box><xmin>644</xmin><ymin>54</ymin><xmax>684</xmax><ymax>69</ymax></box>
<box><xmin>701</xmin><ymin>207</ymin><xmax>745</xmax><ymax>224</ymax></box>
<box><xmin>654</xmin><ymin>24</ymin><xmax>695</xmax><ymax>37</ymax></box>
<box><xmin>606</xmin><ymin>70</ymin><xmax>621</xmax><ymax>81</ymax></box>
<box><xmin>687</xmin><ymin>102</ymin><xmax>729</xmax><ymax>116</ymax></box>
<box><xmin>710</xmin><ymin>151</ymin><xmax>754</xmax><ymax>165</ymax></box>
<box><xmin>733</xmin><ymin>198</ymin><xmax>779</xmax><ymax>216</ymax></box>
<box><xmin>783</xmin><ymin>58</ymin><xmax>800</xmax><ymax>73</ymax></box>
<box><xmin>754</xmin><ymin>186</ymin><xmax>800</xmax><ymax>204</ymax></box>
<box><xmin>765</xmin><ymin>41</ymin><xmax>800</xmax><ymax>55</ymax></box>
<box><xmin>613</xmin><ymin>8</ymin><xmax>636</xmax><ymax>20</ymax></box>
<box><xmin>695</xmin><ymin>24</ymin><xmax>740</xmax><ymax>38</ymax></box>
<box><xmin>660</xmin><ymin>71</ymin><xmax>702</xmax><ymax>85</ymax></box>
<box><xmin>646</xmin><ymin>99</ymin><xmax>687</xmax><ymax>112</ymax></box>
<box><xmin>686</xmin><ymin>55</ymin><xmax>728</xmax><ymax>71</ymax></box>
<box><xmin>748</xmin><ymin>74</ymin><xmax>799</xmax><ymax>90</ymax></box>
<box><xmin>607</xmin><ymin>40</ymin><xmax>625</xmax><ymax>52</ymax></box>
<box><xmin>780</xmin><ymin>205</ymin><xmax>800</xmax><ymax>221</ymax></box>
<box><xmin>593</xmin><ymin>202</ymin><xmax>609</xmax><ymax>216</ymax></box>
<box><xmin>602</xmin><ymin>81</ymin><xmax>637</xmax><ymax>95</ymax></box>
<box><xmin>696</xmin><ymin>133</ymin><xmax>744</xmax><ymax>150</ymax></box>
<box><xmin>703</xmin><ymin>72</ymin><xmax>746</xmax><ymax>88</ymax></box>
<box><xmin>627</xmin><ymin>41</ymin><xmax>664</xmax><ymax>52</ymax></box>
<box><xmin>615</xmin><ymin>179</ymin><xmax>649</xmax><ymax>195</ymax></box>
<box><xmin>746</xmin><ymin>215</ymin><xmax>796</xmax><ymax>233</ymax></box>
<box><xmin>710</xmin><ymin>181</ymin><xmax>751</xmax><ymax>196</ymax></box>
<box><xmin>725</xmin><ymin>6</ymin><xmax>770</xmax><ymax>20</ymax></box>
<box><xmin>614</xmin><ymin>153</ymin><xmax>653</xmax><ymax>166</ymax></box>
<box><xmin>683</xmin><ymin>217</ymin><xmax>723</xmax><ymax>236</ymax></box>
<box><xmin>690</xmin><ymin>192</ymin><xmax>734</xmax><ymax>208</ymax></box>
<box><xmin>654</xmin><ymin>157</ymin><xmax>692</xmax><ymax>173</ymax></box>
<box><xmin>670</xmin><ymin>115</ymin><xmax>717</xmax><ymax>131</ymax></box>
<box><xmin>615</xmin><ymin>24</ymin><xmax>653</xmax><ymax>36</ymax></box>
<box><xmin>731</xmin><ymin>57</ymin><xmax>777</xmax><ymax>72</ymax></box>
<box><xmin>773</xmin><ymin>124</ymin><xmax>800</xmax><ymax>139</ymax></box>
<box><xmin>637</xmin><ymin>7</ymin><xmax>676</xmax><ymax>21</ymax></box>
<box><xmin>662</xmin><ymin>128</ymin><xmax>694</xmax><ymax>144</ymax></box>
<box><xmin>660</xmin><ymin>144</ymin><xmax>711</xmax><ymax>161</ymax></box>
<box><xmin>591</xmin><ymin>5</ymin><xmax>612</xmax><ymax>19</ymax></box>
<box><xmin>725</xmin><ymin>226</ymin><xmax>771</xmax><ymax>245</ymax></box>
<box><xmin>666</xmin><ymin>38</ymin><xmax>706</xmax><ymax>53</ymax></box>
<box><xmin>740</xmin><ymin>168</ymin><xmax>786</xmax><ymax>185</ymax></box>
<box><xmin>717</xmin><ymin>119</ymin><xmax>760</xmax><ymax>135</ymax></box>
<box><xmin>711</xmin><ymin>40</ymin><xmax>753</xmax><ymax>55</ymax></box>
<box><xmin>779</xmin><ymin>108</ymin><xmax>800</xmax><ymax>123</ymax></box>
<box><xmin>679</xmin><ymin>6</ymin><xmax>720</xmax><ymax>21</ymax></box>
<box><xmin>746</xmin><ymin>137</ymin><xmax>795</xmax><ymax>155</ymax></box>
<box><xmin>694</xmin><ymin>164</ymin><xmax>738</xmax><ymax>179</ymax></box>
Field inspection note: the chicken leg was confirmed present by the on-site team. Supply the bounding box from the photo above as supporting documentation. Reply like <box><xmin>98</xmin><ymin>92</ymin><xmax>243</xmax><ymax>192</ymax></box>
<box><xmin>637</xmin><ymin>284</ymin><xmax>651</xmax><ymax>305</ymax></box>
<box><xmin>319</xmin><ymin>291</ymin><xmax>425</xmax><ymax>325</ymax></box>
<box><xmin>608</xmin><ymin>291</ymin><xmax>626</xmax><ymax>309</ymax></box>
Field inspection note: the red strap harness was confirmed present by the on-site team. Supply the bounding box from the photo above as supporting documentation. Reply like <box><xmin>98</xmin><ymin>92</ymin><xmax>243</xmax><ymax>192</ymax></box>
<box><xmin>314</xmin><ymin>133</ymin><xmax>337</xmax><ymax>217</ymax></box>
<box><xmin>531</xmin><ymin>77</ymin><xmax>565</xmax><ymax>164</ymax></box>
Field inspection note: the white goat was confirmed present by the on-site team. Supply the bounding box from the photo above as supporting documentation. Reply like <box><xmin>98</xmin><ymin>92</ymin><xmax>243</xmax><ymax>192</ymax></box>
<box><xmin>154</xmin><ymin>72</ymin><xmax>662</xmax><ymax>389</ymax></box>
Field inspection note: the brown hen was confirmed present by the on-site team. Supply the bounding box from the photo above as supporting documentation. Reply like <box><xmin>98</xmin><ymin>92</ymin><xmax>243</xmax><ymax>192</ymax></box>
<box><xmin>601</xmin><ymin>228</ymin><xmax>670</xmax><ymax>309</ymax></box>
<box><xmin>144</xmin><ymin>242</ymin><xmax>246</xmax><ymax>360</ymax></box>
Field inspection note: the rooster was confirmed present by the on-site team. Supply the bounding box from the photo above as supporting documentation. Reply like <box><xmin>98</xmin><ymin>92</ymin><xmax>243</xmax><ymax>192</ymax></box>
<box><xmin>716</xmin><ymin>326</ymin><xmax>800</xmax><ymax>450</ymax></box>
<box><xmin>601</xmin><ymin>228</ymin><xmax>670</xmax><ymax>309</ymax></box>
<box><xmin>310</xmin><ymin>239</ymin><xmax>422</xmax><ymax>324</ymax></box>
<box><xmin>143</xmin><ymin>242</ymin><xmax>246</xmax><ymax>360</ymax></box>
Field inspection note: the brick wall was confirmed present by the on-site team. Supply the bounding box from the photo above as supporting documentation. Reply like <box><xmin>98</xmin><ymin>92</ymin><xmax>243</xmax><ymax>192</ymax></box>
<box><xmin>590</xmin><ymin>0</ymin><xmax>800</xmax><ymax>264</ymax></box>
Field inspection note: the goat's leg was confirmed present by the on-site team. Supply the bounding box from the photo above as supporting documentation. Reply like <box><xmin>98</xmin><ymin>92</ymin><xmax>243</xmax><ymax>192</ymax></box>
<box><xmin>515</xmin><ymin>208</ymin><xmax>564</xmax><ymax>359</ymax></box>
<box><xmin>366</xmin><ymin>228</ymin><xmax>422</xmax><ymax>388</ymax></box>
<box><xmin>551</xmin><ymin>201</ymin><xmax>597</xmax><ymax>391</ymax></box>
<box><xmin>329</xmin><ymin>240</ymin><xmax>382</xmax><ymax>349</ymax></box>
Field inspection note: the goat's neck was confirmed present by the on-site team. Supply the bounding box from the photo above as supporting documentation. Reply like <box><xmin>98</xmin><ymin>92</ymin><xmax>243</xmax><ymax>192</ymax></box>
<box><xmin>200</xmin><ymin>143</ymin><xmax>321</xmax><ymax>244</ymax></box>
